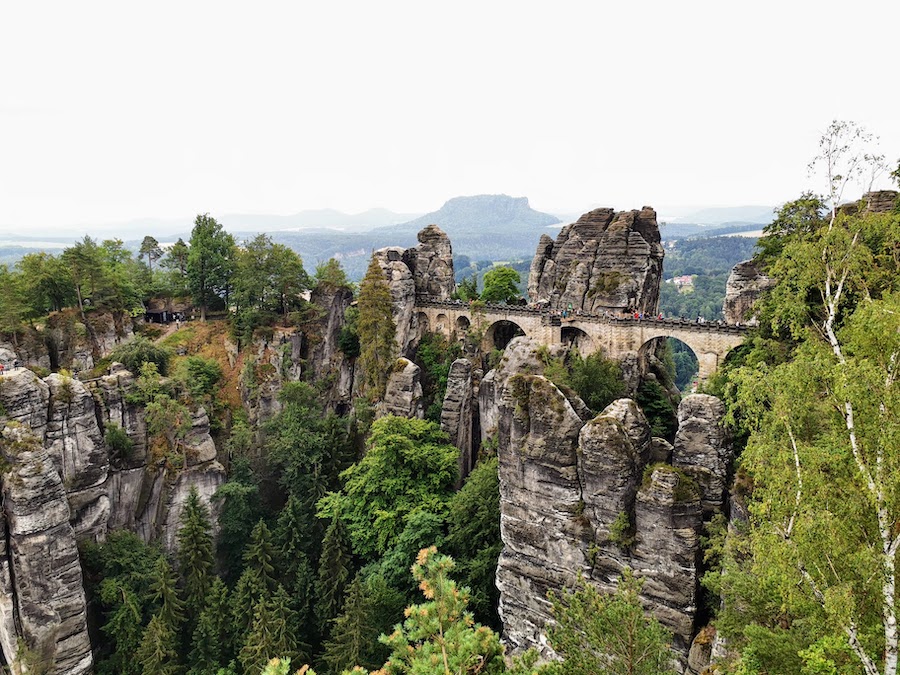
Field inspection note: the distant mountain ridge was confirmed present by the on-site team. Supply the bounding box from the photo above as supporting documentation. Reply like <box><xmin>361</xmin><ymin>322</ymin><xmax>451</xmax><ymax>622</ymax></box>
<box><xmin>382</xmin><ymin>194</ymin><xmax>560</xmax><ymax>235</ymax></box>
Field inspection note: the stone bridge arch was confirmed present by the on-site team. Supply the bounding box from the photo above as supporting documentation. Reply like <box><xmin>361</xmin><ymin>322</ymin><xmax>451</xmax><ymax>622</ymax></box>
<box><xmin>484</xmin><ymin>319</ymin><xmax>526</xmax><ymax>352</ymax></box>
<box><xmin>560</xmin><ymin>325</ymin><xmax>595</xmax><ymax>354</ymax></box>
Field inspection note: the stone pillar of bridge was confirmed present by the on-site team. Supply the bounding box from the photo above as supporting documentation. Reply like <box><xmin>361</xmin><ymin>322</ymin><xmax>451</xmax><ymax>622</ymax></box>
<box><xmin>696</xmin><ymin>351</ymin><xmax>720</xmax><ymax>383</ymax></box>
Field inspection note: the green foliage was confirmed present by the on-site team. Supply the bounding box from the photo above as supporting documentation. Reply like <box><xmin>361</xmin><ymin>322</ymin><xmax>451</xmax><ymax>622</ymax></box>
<box><xmin>357</xmin><ymin>256</ymin><xmax>397</xmax><ymax>399</ymax></box>
<box><xmin>189</xmin><ymin>577</ymin><xmax>231</xmax><ymax>674</ymax></box>
<box><xmin>148</xmin><ymin>555</ymin><xmax>185</xmax><ymax>632</ymax></box>
<box><xmin>636</xmin><ymin>380</ymin><xmax>678</xmax><ymax>440</ymax></box>
<box><xmin>566</xmin><ymin>351</ymin><xmax>626</xmax><ymax>415</ymax></box>
<box><xmin>232</xmin><ymin>233</ymin><xmax>310</xmax><ymax>341</ymax></box>
<box><xmin>177</xmin><ymin>355</ymin><xmax>223</xmax><ymax>401</ymax></box>
<box><xmin>318</xmin><ymin>416</ymin><xmax>458</xmax><ymax>560</ymax></box>
<box><xmin>136</xmin><ymin>614</ymin><xmax>180</xmax><ymax>675</ymax></box>
<box><xmin>315</xmin><ymin>514</ymin><xmax>353</xmax><ymax>631</ymax></box>
<box><xmin>415</xmin><ymin>333</ymin><xmax>463</xmax><ymax>422</ymax></box>
<box><xmin>322</xmin><ymin>574</ymin><xmax>382</xmax><ymax>674</ymax></box>
<box><xmin>445</xmin><ymin>456</ymin><xmax>502</xmax><ymax>628</ymax></box>
<box><xmin>608</xmin><ymin>511</ymin><xmax>635</xmax><ymax>548</ymax></box>
<box><xmin>480</xmin><ymin>266</ymin><xmax>521</xmax><ymax>304</ymax></box>
<box><xmin>104</xmin><ymin>422</ymin><xmax>134</xmax><ymax>461</ymax></box>
<box><xmin>111</xmin><ymin>335</ymin><xmax>172</xmax><ymax>376</ymax></box>
<box><xmin>314</xmin><ymin>258</ymin><xmax>352</xmax><ymax>290</ymax></box>
<box><xmin>239</xmin><ymin>585</ymin><xmax>303</xmax><ymax>675</ymax></box>
<box><xmin>452</xmin><ymin>274</ymin><xmax>479</xmax><ymax>301</ymax></box>
<box><xmin>188</xmin><ymin>213</ymin><xmax>236</xmax><ymax>320</ymax></box>
<box><xmin>338</xmin><ymin>305</ymin><xmax>361</xmax><ymax>358</ymax></box>
<box><xmin>213</xmin><ymin>465</ymin><xmax>262</xmax><ymax>583</ymax></box>
<box><xmin>377</xmin><ymin>547</ymin><xmax>506</xmax><ymax>675</ymax></box>
<box><xmin>547</xmin><ymin>569</ymin><xmax>676</xmax><ymax>675</ymax></box>
<box><xmin>82</xmin><ymin>530</ymin><xmax>165</xmax><ymax>674</ymax></box>
<box><xmin>177</xmin><ymin>486</ymin><xmax>215</xmax><ymax>623</ymax></box>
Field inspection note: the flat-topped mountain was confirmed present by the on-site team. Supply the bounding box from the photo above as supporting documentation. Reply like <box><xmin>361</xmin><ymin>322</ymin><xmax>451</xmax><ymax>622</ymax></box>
<box><xmin>382</xmin><ymin>194</ymin><xmax>560</xmax><ymax>236</ymax></box>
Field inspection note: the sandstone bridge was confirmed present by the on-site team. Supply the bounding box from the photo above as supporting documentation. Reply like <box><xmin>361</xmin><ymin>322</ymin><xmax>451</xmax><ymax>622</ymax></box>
<box><xmin>414</xmin><ymin>296</ymin><xmax>748</xmax><ymax>381</ymax></box>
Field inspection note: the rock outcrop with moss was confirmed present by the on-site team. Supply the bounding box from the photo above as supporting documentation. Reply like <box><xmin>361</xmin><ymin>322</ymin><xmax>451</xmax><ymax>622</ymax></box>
<box><xmin>487</xmin><ymin>338</ymin><xmax>727</xmax><ymax>666</ymax></box>
<box><xmin>0</xmin><ymin>424</ymin><xmax>93</xmax><ymax>674</ymax></box>
<box><xmin>0</xmin><ymin>361</ymin><xmax>226</xmax><ymax>671</ymax></box>
<box><xmin>528</xmin><ymin>206</ymin><xmax>664</xmax><ymax>314</ymax></box>
<box><xmin>722</xmin><ymin>259</ymin><xmax>775</xmax><ymax>326</ymax></box>
<box><xmin>373</xmin><ymin>226</ymin><xmax>456</xmax><ymax>357</ymax></box>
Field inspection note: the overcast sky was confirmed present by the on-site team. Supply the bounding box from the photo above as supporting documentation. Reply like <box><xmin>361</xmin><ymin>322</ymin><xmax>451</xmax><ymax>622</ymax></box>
<box><xmin>1</xmin><ymin>0</ymin><xmax>898</xmax><ymax>233</ymax></box>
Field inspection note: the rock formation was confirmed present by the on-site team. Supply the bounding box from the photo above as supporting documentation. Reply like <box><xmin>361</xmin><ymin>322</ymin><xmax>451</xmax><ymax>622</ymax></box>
<box><xmin>722</xmin><ymin>260</ymin><xmax>775</xmax><ymax>326</ymax></box>
<box><xmin>440</xmin><ymin>358</ymin><xmax>480</xmax><ymax>479</ymax></box>
<box><xmin>863</xmin><ymin>189</ymin><xmax>898</xmax><ymax>214</ymax></box>
<box><xmin>307</xmin><ymin>284</ymin><xmax>356</xmax><ymax>411</ymax></box>
<box><xmin>528</xmin><ymin>207</ymin><xmax>664</xmax><ymax>315</ymax></box>
<box><xmin>0</xmin><ymin>358</ymin><xmax>227</xmax><ymax>671</ymax></box>
<box><xmin>672</xmin><ymin>395</ymin><xmax>733</xmax><ymax>519</ymax></box>
<box><xmin>488</xmin><ymin>337</ymin><xmax>729</xmax><ymax>666</ymax></box>
<box><xmin>373</xmin><ymin>225</ymin><xmax>456</xmax><ymax>357</ymax></box>
<box><xmin>0</xmin><ymin>424</ymin><xmax>93</xmax><ymax>674</ymax></box>
<box><xmin>402</xmin><ymin>224</ymin><xmax>456</xmax><ymax>299</ymax></box>
<box><xmin>376</xmin><ymin>358</ymin><xmax>424</xmax><ymax>420</ymax></box>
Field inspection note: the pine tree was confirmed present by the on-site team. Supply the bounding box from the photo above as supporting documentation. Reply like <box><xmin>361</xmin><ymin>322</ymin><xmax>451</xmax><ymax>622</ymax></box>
<box><xmin>189</xmin><ymin>577</ymin><xmax>231</xmax><ymax>673</ymax></box>
<box><xmin>177</xmin><ymin>486</ymin><xmax>215</xmax><ymax>622</ymax></box>
<box><xmin>239</xmin><ymin>585</ymin><xmax>302</xmax><ymax>675</ymax></box>
<box><xmin>377</xmin><ymin>547</ymin><xmax>505</xmax><ymax>675</ymax></box>
<box><xmin>315</xmin><ymin>514</ymin><xmax>352</xmax><ymax>632</ymax></box>
<box><xmin>244</xmin><ymin>519</ymin><xmax>277</xmax><ymax>591</ymax></box>
<box><xmin>322</xmin><ymin>574</ymin><xmax>379</xmax><ymax>674</ymax></box>
<box><xmin>100</xmin><ymin>586</ymin><xmax>144</xmax><ymax>675</ymax></box>
<box><xmin>231</xmin><ymin>567</ymin><xmax>269</xmax><ymax>654</ymax></box>
<box><xmin>356</xmin><ymin>255</ymin><xmax>397</xmax><ymax>399</ymax></box>
<box><xmin>275</xmin><ymin>499</ymin><xmax>316</xmax><ymax>646</ymax></box>
<box><xmin>148</xmin><ymin>556</ymin><xmax>185</xmax><ymax>632</ymax></box>
<box><xmin>136</xmin><ymin>614</ymin><xmax>180</xmax><ymax>675</ymax></box>
<box><xmin>547</xmin><ymin>568</ymin><xmax>675</xmax><ymax>675</ymax></box>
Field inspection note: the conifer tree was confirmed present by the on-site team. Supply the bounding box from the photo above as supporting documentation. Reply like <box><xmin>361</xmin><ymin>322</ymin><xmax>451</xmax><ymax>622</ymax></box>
<box><xmin>239</xmin><ymin>585</ymin><xmax>302</xmax><ymax>675</ymax></box>
<box><xmin>244</xmin><ymin>519</ymin><xmax>277</xmax><ymax>591</ymax></box>
<box><xmin>100</xmin><ymin>586</ymin><xmax>144</xmax><ymax>675</ymax></box>
<box><xmin>356</xmin><ymin>255</ymin><xmax>397</xmax><ymax>399</ymax></box>
<box><xmin>148</xmin><ymin>556</ymin><xmax>185</xmax><ymax>632</ymax></box>
<box><xmin>321</xmin><ymin>574</ymin><xmax>379</xmax><ymax>674</ymax></box>
<box><xmin>189</xmin><ymin>577</ymin><xmax>231</xmax><ymax>674</ymax></box>
<box><xmin>231</xmin><ymin>521</ymin><xmax>279</xmax><ymax>650</ymax></box>
<box><xmin>177</xmin><ymin>486</ymin><xmax>215</xmax><ymax>623</ymax></box>
<box><xmin>377</xmin><ymin>547</ymin><xmax>505</xmax><ymax>675</ymax></box>
<box><xmin>136</xmin><ymin>614</ymin><xmax>180</xmax><ymax>675</ymax></box>
<box><xmin>315</xmin><ymin>514</ymin><xmax>352</xmax><ymax>631</ymax></box>
<box><xmin>547</xmin><ymin>568</ymin><xmax>675</xmax><ymax>675</ymax></box>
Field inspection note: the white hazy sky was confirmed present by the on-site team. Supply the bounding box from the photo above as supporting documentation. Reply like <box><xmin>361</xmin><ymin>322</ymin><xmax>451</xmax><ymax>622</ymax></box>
<box><xmin>1</xmin><ymin>0</ymin><xmax>898</xmax><ymax>233</ymax></box>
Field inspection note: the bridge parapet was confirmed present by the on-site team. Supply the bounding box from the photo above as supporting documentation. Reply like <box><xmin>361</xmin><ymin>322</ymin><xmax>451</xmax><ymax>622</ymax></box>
<box><xmin>413</xmin><ymin>295</ymin><xmax>749</xmax><ymax>336</ymax></box>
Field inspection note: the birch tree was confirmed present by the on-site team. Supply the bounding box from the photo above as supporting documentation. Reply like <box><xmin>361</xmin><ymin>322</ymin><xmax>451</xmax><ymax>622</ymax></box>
<box><xmin>714</xmin><ymin>124</ymin><xmax>900</xmax><ymax>674</ymax></box>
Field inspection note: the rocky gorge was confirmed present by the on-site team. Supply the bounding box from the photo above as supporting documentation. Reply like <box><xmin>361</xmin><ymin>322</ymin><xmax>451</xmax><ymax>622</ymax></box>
<box><xmin>0</xmin><ymin>203</ymin><xmax>765</xmax><ymax>673</ymax></box>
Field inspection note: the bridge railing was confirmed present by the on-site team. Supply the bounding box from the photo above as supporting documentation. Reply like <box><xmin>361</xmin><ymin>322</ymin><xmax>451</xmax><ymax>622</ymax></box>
<box><xmin>413</xmin><ymin>295</ymin><xmax>749</xmax><ymax>334</ymax></box>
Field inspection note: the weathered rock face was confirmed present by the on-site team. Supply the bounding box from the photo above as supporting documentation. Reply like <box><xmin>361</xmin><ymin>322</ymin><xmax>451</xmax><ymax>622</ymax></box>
<box><xmin>46</xmin><ymin>310</ymin><xmax>136</xmax><ymax>372</ymax></box>
<box><xmin>374</xmin><ymin>246</ymin><xmax>419</xmax><ymax>357</ymax></box>
<box><xmin>402</xmin><ymin>224</ymin><xmax>455</xmax><ymax>299</ymax></box>
<box><xmin>672</xmin><ymin>395</ymin><xmax>732</xmax><ymax>519</ymax></box>
<box><xmin>490</xmin><ymin>338</ymin><xmax>729</xmax><ymax>667</ymax></box>
<box><xmin>307</xmin><ymin>284</ymin><xmax>356</xmax><ymax>411</ymax></box>
<box><xmin>372</xmin><ymin>225</ymin><xmax>457</xmax><ymax>358</ymax></box>
<box><xmin>863</xmin><ymin>190</ymin><xmax>899</xmax><ymax>214</ymax></box>
<box><xmin>440</xmin><ymin>358</ymin><xmax>480</xmax><ymax>479</ymax></box>
<box><xmin>722</xmin><ymin>260</ymin><xmax>775</xmax><ymax>326</ymax></box>
<box><xmin>376</xmin><ymin>358</ymin><xmax>424</xmax><ymax>420</ymax></box>
<box><xmin>528</xmin><ymin>206</ymin><xmax>664</xmax><ymax>314</ymax></box>
<box><xmin>0</xmin><ymin>425</ymin><xmax>93</xmax><ymax>675</ymax></box>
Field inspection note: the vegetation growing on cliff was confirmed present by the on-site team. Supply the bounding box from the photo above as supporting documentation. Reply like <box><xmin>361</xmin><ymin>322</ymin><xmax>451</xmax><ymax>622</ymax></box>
<box><xmin>705</xmin><ymin>122</ymin><xmax>900</xmax><ymax>675</ymax></box>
